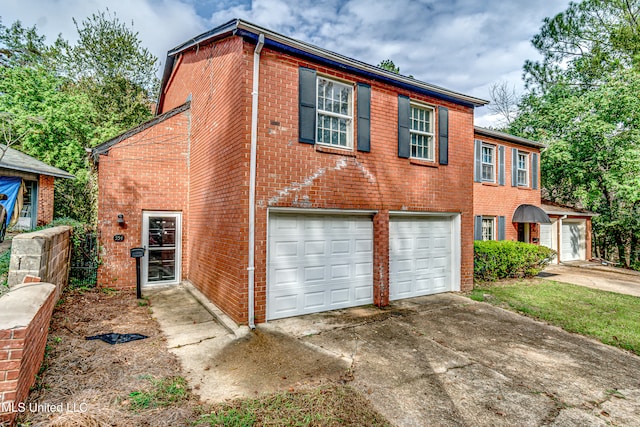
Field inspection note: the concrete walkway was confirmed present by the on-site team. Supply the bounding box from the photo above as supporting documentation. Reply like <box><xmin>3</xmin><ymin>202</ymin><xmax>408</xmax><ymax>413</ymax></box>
<box><xmin>540</xmin><ymin>262</ymin><xmax>640</xmax><ymax>297</ymax></box>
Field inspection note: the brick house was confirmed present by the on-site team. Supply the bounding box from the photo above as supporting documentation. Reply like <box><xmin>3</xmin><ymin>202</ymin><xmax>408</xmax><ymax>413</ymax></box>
<box><xmin>0</xmin><ymin>145</ymin><xmax>73</xmax><ymax>236</ymax></box>
<box><xmin>472</xmin><ymin>127</ymin><xmax>593</xmax><ymax>262</ymax></box>
<box><xmin>92</xmin><ymin>19</ymin><xmax>490</xmax><ymax>325</ymax></box>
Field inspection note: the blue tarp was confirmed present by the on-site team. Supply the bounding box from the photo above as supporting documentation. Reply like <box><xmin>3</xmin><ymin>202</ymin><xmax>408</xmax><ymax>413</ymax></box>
<box><xmin>0</xmin><ymin>176</ymin><xmax>22</xmax><ymax>226</ymax></box>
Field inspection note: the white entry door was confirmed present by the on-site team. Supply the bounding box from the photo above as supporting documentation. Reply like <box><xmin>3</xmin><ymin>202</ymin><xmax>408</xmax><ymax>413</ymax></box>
<box><xmin>142</xmin><ymin>211</ymin><xmax>182</xmax><ymax>286</ymax></box>
<box><xmin>267</xmin><ymin>213</ymin><xmax>374</xmax><ymax>320</ymax></box>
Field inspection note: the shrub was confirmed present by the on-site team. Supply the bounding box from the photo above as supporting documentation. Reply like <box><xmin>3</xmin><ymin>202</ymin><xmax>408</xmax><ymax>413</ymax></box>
<box><xmin>474</xmin><ymin>240</ymin><xmax>556</xmax><ymax>282</ymax></box>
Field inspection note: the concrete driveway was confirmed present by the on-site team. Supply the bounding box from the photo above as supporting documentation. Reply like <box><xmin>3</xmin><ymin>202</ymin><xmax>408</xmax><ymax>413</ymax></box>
<box><xmin>540</xmin><ymin>263</ymin><xmax>640</xmax><ymax>297</ymax></box>
<box><xmin>149</xmin><ymin>285</ymin><xmax>640</xmax><ymax>426</ymax></box>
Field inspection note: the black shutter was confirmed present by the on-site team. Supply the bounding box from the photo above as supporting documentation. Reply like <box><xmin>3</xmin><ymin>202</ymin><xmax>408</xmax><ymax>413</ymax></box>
<box><xmin>511</xmin><ymin>148</ymin><xmax>518</xmax><ymax>186</ymax></box>
<box><xmin>474</xmin><ymin>140</ymin><xmax>482</xmax><ymax>182</ymax></box>
<box><xmin>398</xmin><ymin>95</ymin><xmax>410</xmax><ymax>158</ymax></box>
<box><xmin>474</xmin><ymin>215</ymin><xmax>483</xmax><ymax>240</ymax></box>
<box><xmin>498</xmin><ymin>145</ymin><xmax>505</xmax><ymax>186</ymax></box>
<box><xmin>498</xmin><ymin>216</ymin><xmax>506</xmax><ymax>240</ymax></box>
<box><xmin>298</xmin><ymin>67</ymin><xmax>316</xmax><ymax>144</ymax></box>
<box><xmin>357</xmin><ymin>83</ymin><xmax>371</xmax><ymax>152</ymax></box>
<box><xmin>532</xmin><ymin>152</ymin><xmax>539</xmax><ymax>189</ymax></box>
<box><xmin>438</xmin><ymin>106</ymin><xmax>448</xmax><ymax>165</ymax></box>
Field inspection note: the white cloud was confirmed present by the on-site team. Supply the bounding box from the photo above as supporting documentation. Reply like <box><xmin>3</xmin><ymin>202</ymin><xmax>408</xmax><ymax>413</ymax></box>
<box><xmin>2</xmin><ymin>0</ymin><xmax>572</xmax><ymax>127</ymax></box>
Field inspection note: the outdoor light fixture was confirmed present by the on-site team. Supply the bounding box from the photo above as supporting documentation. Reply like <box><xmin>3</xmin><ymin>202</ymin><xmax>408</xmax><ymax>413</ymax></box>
<box><xmin>117</xmin><ymin>214</ymin><xmax>125</xmax><ymax>225</ymax></box>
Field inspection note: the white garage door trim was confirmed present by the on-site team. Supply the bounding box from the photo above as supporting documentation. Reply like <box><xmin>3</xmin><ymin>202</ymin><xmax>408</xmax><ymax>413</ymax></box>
<box><xmin>389</xmin><ymin>212</ymin><xmax>460</xmax><ymax>301</ymax></box>
<box><xmin>561</xmin><ymin>219</ymin><xmax>586</xmax><ymax>262</ymax></box>
<box><xmin>267</xmin><ymin>209</ymin><xmax>375</xmax><ymax>320</ymax></box>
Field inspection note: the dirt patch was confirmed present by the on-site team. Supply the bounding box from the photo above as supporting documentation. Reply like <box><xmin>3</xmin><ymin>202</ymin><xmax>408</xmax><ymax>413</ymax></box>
<box><xmin>211</xmin><ymin>328</ymin><xmax>350</xmax><ymax>396</ymax></box>
<box><xmin>17</xmin><ymin>288</ymin><xmax>201</xmax><ymax>427</ymax></box>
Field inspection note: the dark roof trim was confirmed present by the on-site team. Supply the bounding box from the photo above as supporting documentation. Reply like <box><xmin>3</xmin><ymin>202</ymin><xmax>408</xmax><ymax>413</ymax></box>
<box><xmin>474</xmin><ymin>126</ymin><xmax>546</xmax><ymax>149</ymax></box>
<box><xmin>157</xmin><ymin>19</ymin><xmax>488</xmax><ymax>112</ymax></box>
<box><xmin>0</xmin><ymin>165</ymin><xmax>72</xmax><ymax>179</ymax></box>
<box><xmin>512</xmin><ymin>204</ymin><xmax>551</xmax><ymax>224</ymax></box>
<box><xmin>92</xmin><ymin>102</ymin><xmax>191</xmax><ymax>162</ymax></box>
<box><xmin>0</xmin><ymin>146</ymin><xmax>74</xmax><ymax>179</ymax></box>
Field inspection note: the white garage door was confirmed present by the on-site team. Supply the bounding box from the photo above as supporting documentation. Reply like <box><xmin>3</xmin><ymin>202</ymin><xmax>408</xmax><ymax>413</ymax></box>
<box><xmin>389</xmin><ymin>216</ymin><xmax>455</xmax><ymax>301</ymax></box>
<box><xmin>540</xmin><ymin>223</ymin><xmax>553</xmax><ymax>249</ymax></box>
<box><xmin>561</xmin><ymin>220</ymin><xmax>585</xmax><ymax>261</ymax></box>
<box><xmin>267</xmin><ymin>213</ymin><xmax>374</xmax><ymax>320</ymax></box>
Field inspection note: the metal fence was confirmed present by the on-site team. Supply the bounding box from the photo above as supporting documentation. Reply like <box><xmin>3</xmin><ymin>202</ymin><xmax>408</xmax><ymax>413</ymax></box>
<box><xmin>69</xmin><ymin>232</ymin><xmax>98</xmax><ymax>287</ymax></box>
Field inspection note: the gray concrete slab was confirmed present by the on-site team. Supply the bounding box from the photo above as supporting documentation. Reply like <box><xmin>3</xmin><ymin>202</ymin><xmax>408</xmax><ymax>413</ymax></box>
<box><xmin>269</xmin><ymin>293</ymin><xmax>640</xmax><ymax>426</ymax></box>
<box><xmin>147</xmin><ymin>285</ymin><xmax>640</xmax><ymax>426</ymax></box>
<box><xmin>540</xmin><ymin>263</ymin><xmax>640</xmax><ymax>297</ymax></box>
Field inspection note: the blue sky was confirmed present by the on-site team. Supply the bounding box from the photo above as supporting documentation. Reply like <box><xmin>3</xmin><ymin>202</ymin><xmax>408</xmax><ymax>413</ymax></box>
<box><xmin>2</xmin><ymin>0</ymin><xmax>572</xmax><ymax>126</ymax></box>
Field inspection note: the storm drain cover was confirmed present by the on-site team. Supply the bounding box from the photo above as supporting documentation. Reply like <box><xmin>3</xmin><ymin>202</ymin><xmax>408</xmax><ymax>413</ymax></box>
<box><xmin>86</xmin><ymin>333</ymin><xmax>148</xmax><ymax>345</ymax></box>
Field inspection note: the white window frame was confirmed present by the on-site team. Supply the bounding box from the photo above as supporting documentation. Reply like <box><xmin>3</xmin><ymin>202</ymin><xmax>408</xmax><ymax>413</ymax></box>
<box><xmin>517</xmin><ymin>151</ymin><xmax>529</xmax><ymax>187</ymax></box>
<box><xmin>316</xmin><ymin>76</ymin><xmax>354</xmax><ymax>149</ymax></box>
<box><xmin>481</xmin><ymin>217</ymin><xmax>495</xmax><ymax>241</ymax></box>
<box><xmin>481</xmin><ymin>143</ymin><xmax>495</xmax><ymax>182</ymax></box>
<box><xmin>409</xmin><ymin>102</ymin><xmax>435</xmax><ymax>161</ymax></box>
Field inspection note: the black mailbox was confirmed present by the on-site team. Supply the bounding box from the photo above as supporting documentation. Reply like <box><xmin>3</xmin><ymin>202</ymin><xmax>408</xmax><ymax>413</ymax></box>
<box><xmin>130</xmin><ymin>247</ymin><xmax>145</xmax><ymax>258</ymax></box>
<box><xmin>130</xmin><ymin>247</ymin><xmax>145</xmax><ymax>299</ymax></box>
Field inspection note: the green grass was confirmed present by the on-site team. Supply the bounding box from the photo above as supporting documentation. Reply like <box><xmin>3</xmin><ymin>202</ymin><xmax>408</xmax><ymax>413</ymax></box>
<box><xmin>195</xmin><ymin>385</ymin><xmax>389</xmax><ymax>427</ymax></box>
<box><xmin>0</xmin><ymin>249</ymin><xmax>11</xmax><ymax>296</ymax></box>
<box><xmin>470</xmin><ymin>279</ymin><xmax>640</xmax><ymax>355</ymax></box>
<box><xmin>128</xmin><ymin>377</ymin><xmax>189</xmax><ymax>411</ymax></box>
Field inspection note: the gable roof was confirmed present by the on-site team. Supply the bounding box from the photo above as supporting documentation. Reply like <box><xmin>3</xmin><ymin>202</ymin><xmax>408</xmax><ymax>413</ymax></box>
<box><xmin>0</xmin><ymin>145</ymin><xmax>74</xmax><ymax>179</ymax></box>
<box><xmin>91</xmin><ymin>102</ymin><xmax>191</xmax><ymax>162</ymax></box>
<box><xmin>157</xmin><ymin>19</ymin><xmax>489</xmax><ymax>113</ymax></box>
<box><xmin>474</xmin><ymin>127</ymin><xmax>546</xmax><ymax>149</ymax></box>
<box><xmin>541</xmin><ymin>200</ymin><xmax>597</xmax><ymax>217</ymax></box>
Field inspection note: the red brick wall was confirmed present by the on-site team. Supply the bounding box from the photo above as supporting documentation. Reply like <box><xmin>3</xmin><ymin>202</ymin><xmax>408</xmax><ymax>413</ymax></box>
<box><xmin>96</xmin><ymin>110</ymin><xmax>190</xmax><ymax>290</ymax></box>
<box><xmin>150</xmin><ymin>35</ymin><xmax>475</xmax><ymax>324</ymax></box>
<box><xmin>472</xmin><ymin>134</ymin><xmax>541</xmax><ymax>242</ymax></box>
<box><xmin>159</xmin><ymin>36</ymin><xmax>251</xmax><ymax>323</ymax></box>
<box><xmin>37</xmin><ymin>175</ymin><xmax>54</xmax><ymax>226</ymax></box>
<box><xmin>0</xmin><ymin>286</ymin><xmax>57</xmax><ymax>426</ymax></box>
<box><xmin>250</xmin><ymin>44</ymin><xmax>475</xmax><ymax>322</ymax></box>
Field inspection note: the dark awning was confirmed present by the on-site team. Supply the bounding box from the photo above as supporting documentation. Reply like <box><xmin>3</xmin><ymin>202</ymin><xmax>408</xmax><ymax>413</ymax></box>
<box><xmin>512</xmin><ymin>204</ymin><xmax>551</xmax><ymax>224</ymax></box>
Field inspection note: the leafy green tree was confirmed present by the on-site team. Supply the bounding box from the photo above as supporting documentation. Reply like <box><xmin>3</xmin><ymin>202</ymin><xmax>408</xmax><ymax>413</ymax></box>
<box><xmin>53</xmin><ymin>10</ymin><xmax>158</xmax><ymax>139</ymax></box>
<box><xmin>0</xmin><ymin>19</ymin><xmax>47</xmax><ymax>67</ymax></box>
<box><xmin>377</xmin><ymin>59</ymin><xmax>401</xmax><ymax>74</ymax></box>
<box><xmin>0</xmin><ymin>11</ymin><xmax>159</xmax><ymax>224</ymax></box>
<box><xmin>511</xmin><ymin>0</ymin><xmax>640</xmax><ymax>267</ymax></box>
<box><xmin>524</xmin><ymin>0</ymin><xmax>640</xmax><ymax>91</ymax></box>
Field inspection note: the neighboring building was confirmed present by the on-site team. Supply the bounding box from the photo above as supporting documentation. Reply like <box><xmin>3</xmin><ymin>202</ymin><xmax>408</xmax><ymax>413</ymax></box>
<box><xmin>0</xmin><ymin>145</ymin><xmax>74</xmax><ymax>236</ymax></box>
<box><xmin>472</xmin><ymin>127</ymin><xmax>550</xmax><ymax>243</ymax></box>
<box><xmin>92</xmin><ymin>19</ymin><xmax>489</xmax><ymax>325</ymax></box>
<box><xmin>540</xmin><ymin>200</ymin><xmax>596</xmax><ymax>263</ymax></box>
<box><xmin>471</xmin><ymin>127</ymin><xmax>594</xmax><ymax>263</ymax></box>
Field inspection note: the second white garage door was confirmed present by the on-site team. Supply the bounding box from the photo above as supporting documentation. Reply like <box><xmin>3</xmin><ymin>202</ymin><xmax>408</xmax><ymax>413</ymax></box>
<box><xmin>561</xmin><ymin>220</ymin><xmax>586</xmax><ymax>262</ymax></box>
<box><xmin>389</xmin><ymin>216</ymin><xmax>457</xmax><ymax>301</ymax></box>
<box><xmin>267</xmin><ymin>213</ymin><xmax>374</xmax><ymax>320</ymax></box>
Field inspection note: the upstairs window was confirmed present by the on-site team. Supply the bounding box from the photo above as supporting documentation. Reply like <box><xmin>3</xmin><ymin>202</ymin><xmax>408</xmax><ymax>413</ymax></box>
<box><xmin>316</xmin><ymin>77</ymin><xmax>353</xmax><ymax>148</ymax></box>
<box><xmin>410</xmin><ymin>104</ymin><xmax>435</xmax><ymax>161</ymax></box>
<box><xmin>517</xmin><ymin>151</ymin><xmax>529</xmax><ymax>186</ymax></box>
<box><xmin>481</xmin><ymin>144</ymin><xmax>495</xmax><ymax>182</ymax></box>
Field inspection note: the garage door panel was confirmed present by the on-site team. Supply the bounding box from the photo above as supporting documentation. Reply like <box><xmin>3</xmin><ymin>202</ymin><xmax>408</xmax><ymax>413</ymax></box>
<box><xmin>331</xmin><ymin>240</ymin><xmax>350</xmax><ymax>254</ymax></box>
<box><xmin>304</xmin><ymin>241</ymin><xmax>325</xmax><ymax>256</ymax></box>
<box><xmin>390</xmin><ymin>216</ymin><xmax>454</xmax><ymax>301</ymax></box>
<box><xmin>268</xmin><ymin>214</ymin><xmax>374</xmax><ymax>320</ymax></box>
<box><xmin>330</xmin><ymin>288</ymin><xmax>350</xmax><ymax>304</ymax></box>
<box><xmin>303</xmin><ymin>265</ymin><xmax>325</xmax><ymax>282</ymax></box>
